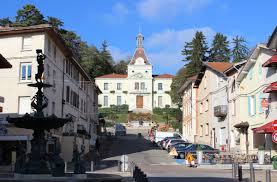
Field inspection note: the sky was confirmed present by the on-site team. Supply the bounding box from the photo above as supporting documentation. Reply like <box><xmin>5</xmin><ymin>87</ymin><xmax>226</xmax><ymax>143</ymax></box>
<box><xmin>1</xmin><ymin>0</ymin><xmax>277</xmax><ymax>75</ymax></box>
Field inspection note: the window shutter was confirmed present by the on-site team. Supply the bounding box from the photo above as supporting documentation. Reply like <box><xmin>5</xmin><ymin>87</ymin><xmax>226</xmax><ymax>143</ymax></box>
<box><xmin>259</xmin><ymin>92</ymin><xmax>263</xmax><ymax>113</ymax></box>
<box><xmin>248</xmin><ymin>96</ymin><xmax>251</xmax><ymax>116</ymax></box>
<box><xmin>253</xmin><ymin>96</ymin><xmax>256</xmax><ymax>115</ymax></box>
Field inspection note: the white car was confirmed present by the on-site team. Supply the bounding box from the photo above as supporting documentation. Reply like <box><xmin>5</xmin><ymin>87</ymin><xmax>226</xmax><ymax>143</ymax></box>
<box><xmin>165</xmin><ymin>139</ymin><xmax>186</xmax><ymax>150</ymax></box>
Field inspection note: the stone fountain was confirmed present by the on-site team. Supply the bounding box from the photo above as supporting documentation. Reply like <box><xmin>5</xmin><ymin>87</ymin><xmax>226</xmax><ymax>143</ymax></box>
<box><xmin>7</xmin><ymin>49</ymin><xmax>70</xmax><ymax>176</ymax></box>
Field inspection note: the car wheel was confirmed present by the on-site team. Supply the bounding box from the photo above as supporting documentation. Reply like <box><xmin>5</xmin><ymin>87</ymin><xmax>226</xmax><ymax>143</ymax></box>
<box><xmin>179</xmin><ymin>153</ymin><xmax>185</xmax><ymax>159</ymax></box>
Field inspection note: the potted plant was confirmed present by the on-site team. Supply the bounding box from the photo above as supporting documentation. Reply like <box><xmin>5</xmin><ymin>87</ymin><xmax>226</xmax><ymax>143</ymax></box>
<box><xmin>196</xmin><ymin>145</ymin><xmax>203</xmax><ymax>165</ymax></box>
<box><xmin>258</xmin><ymin>145</ymin><xmax>265</xmax><ymax>165</ymax></box>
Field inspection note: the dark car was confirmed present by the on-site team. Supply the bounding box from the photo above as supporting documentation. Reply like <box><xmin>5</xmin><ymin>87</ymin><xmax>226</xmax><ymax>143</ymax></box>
<box><xmin>171</xmin><ymin>144</ymin><xmax>219</xmax><ymax>159</ymax></box>
<box><xmin>167</xmin><ymin>141</ymin><xmax>191</xmax><ymax>152</ymax></box>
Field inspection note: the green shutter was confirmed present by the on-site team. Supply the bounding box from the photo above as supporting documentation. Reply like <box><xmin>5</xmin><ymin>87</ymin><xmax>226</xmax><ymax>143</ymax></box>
<box><xmin>248</xmin><ymin>96</ymin><xmax>251</xmax><ymax>116</ymax></box>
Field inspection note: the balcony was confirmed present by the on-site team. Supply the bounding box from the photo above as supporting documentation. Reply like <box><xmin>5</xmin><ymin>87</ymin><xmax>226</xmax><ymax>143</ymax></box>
<box><xmin>214</xmin><ymin>105</ymin><xmax>227</xmax><ymax>117</ymax></box>
<box><xmin>130</xmin><ymin>88</ymin><xmax>151</xmax><ymax>94</ymax></box>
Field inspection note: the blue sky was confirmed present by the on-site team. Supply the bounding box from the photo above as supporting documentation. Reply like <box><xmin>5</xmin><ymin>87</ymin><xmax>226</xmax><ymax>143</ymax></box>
<box><xmin>2</xmin><ymin>0</ymin><xmax>277</xmax><ymax>75</ymax></box>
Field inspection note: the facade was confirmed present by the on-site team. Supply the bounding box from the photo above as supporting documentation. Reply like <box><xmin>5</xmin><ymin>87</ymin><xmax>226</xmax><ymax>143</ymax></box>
<box><xmin>178</xmin><ymin>76</ymin><xmax>197</xmax><ymax>142</ymax></box>
<box><xmin>0</xmin><ymin>24</ymin><xmax>99</xmax><ymax>163</ymax></box>
<box><xmin>95</xmin><ymin>33</ymin><xmax>175</xmax><ymax>113</ymax></box>
<box><xmin>194</xmin><ymin>62</ymin><xmax>233</xmax><ymax>149</ymax></box>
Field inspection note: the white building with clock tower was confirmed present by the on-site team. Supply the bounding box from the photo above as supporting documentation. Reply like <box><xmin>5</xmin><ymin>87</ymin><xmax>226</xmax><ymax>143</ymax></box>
<box><xmin>95</xmin><ymin>33</ymin><xmax>175</xmax><ymax>112</ymax></box>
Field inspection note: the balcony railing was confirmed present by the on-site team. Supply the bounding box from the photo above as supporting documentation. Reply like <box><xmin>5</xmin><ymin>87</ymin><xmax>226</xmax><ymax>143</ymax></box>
<box><xmin>214</xmin><ymin>105</ymin><xmax>227</xmax><ymax>117</ymax></box>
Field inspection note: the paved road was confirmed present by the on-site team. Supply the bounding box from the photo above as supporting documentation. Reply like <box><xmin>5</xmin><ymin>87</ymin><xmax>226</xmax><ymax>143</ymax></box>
<box><xmin>97</xmin><ymin>127</ymin><xmax>236</xmax><ymax>182</ymax></box>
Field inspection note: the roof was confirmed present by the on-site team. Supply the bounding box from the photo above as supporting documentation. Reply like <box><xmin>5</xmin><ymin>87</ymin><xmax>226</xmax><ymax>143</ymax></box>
<box><xmin>129</xmin><ymin>47</ymin><xmax>150</xmax><ymax>65</ymax></box>
<box><xmin>0</xmin><ymin>24</ymin><xmax>96</xmax><ymax>85</ymax></box>
<box><xmin>267</xmin><ymin>26</ymin><xmax>277</xmax><ymax>49</ymax></box>
<box><xmin>154</xmin><ymin>74</ymin><xmax>174</xmax><ymax>79</ymax></box>
<box><xmin>177</xmin><ymin>75</ymin><xmax>197</xmax><ymax>94</ymax></box>
<box><xmin>96</xmin><ymin>73</ymin><xmax>127</xmax><ymax>79</ymax></box>
<box><xmin>0</xmin><ymin>54</ymin><xmax>12</xmax><ymax>68</ymax></box>
<box><xmin>194</xmin><ymin>62</ymin><xmax>233</xmax><ymax>88</ymax></box>
<box><xmin>224</xmin><ymin>60</ymin><xmax>247</xmax><ymax>76</ymax></box>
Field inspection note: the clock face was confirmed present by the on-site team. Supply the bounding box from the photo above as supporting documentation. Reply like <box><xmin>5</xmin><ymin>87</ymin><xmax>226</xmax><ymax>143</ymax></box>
<box><xmin>134</xmin><ymin>57</ymin><xmax>145</xmax><ymax>65</ymax></box>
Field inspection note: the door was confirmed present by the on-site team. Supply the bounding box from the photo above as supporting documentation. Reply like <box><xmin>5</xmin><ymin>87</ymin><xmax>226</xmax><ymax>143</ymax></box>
<box><xmin>136</xmin><ymin>96</ymin><xmax>143</xmax><ymax>108</ymax></box>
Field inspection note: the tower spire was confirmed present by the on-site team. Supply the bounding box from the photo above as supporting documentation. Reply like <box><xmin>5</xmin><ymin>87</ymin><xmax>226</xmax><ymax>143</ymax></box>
<box><xmin>136</xmin><ymin>26</ymin><xmax>144</xmax><ymax>48</ymax></box>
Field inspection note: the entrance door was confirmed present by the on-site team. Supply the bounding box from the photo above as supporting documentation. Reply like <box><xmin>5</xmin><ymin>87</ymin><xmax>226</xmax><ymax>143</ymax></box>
<box><xmin>136</xmin><ymin>96</ymin><xmax>143</xmax><ymax>108</ymax></box>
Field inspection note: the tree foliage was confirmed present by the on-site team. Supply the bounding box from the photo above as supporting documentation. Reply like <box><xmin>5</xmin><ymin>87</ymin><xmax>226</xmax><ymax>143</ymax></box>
<box><xmin>113</xmin><ymin>60</ymin><xmax>128</xmax><ymax>74</ymax></box>
<box><xmin>14</xmin><ymin>4</ymin><xmax>45</xmax><ymax>26</ymax></box>
<box><xmin>209</xmin><ymin>33</ymin><xmax>230</xmax><ymax>62</ymax></box>
<box><xmin>0</xmin><ymin>17</ymin><xmax>12</xmax><ymax>27</ymax></box>
<box><xmin>232</xmin><ymin>35</ymin><xmax>249</xmax><ymax>63</ymax></box>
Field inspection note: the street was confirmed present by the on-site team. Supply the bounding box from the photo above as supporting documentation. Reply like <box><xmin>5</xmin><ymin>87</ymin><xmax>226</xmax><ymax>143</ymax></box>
<box><xmin>96</xmin><ymin>127</ymin><xmax>236</xmax><ymax>182</ymax></box>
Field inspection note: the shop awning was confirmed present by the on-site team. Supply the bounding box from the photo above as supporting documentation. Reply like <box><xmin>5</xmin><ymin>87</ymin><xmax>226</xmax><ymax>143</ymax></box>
<box><xmin>252</xmin><ymin>121</ymin><xmax>275</xmax><ymax>134</ymax></box>
<box><xmin>262</xmin><ymin>55</ymin><xmax>277</xmax><ymax>67</ymax></box>
<box><xmin>263</xmin><ymin>81</ymin><xmax>277</xmax><ymax>93</ymax></box>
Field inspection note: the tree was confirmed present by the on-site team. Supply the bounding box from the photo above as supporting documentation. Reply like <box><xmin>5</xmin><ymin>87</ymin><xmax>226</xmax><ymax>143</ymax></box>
<box><xmin>0</xmin><ymin>17</ymin><xmax>12</xmax><ymax>27</ymax></box>
<box><xmin>113</xmin><ymin>60</ymin><xmax>128</xmax><ymax>74</ymax></box>
<box><xmin>232</xmin><ymin>35</ymin><xmax>249</xmax><ymax>63</ymax></box>
<box><xmin>181</xmin><ymin>31</ymin><xmax>208</xmax><ymax>75</ymax></box>
<box><xmin>99</xmin><ymin>40</ymin><xmax>114</xmax><ymax>74</ymax></box>
<box><xmin>47</xmin><ymin>16</ymin><xmax>64</xmax><ymax>30</ymax></box>
<box><xmin>209</xmin><ymin>33</ymin><xmax>230</xmax><ymax>62</ymax></box>
<box><xmin>170</xmin><ymin>67</ymin><xmax>188</xmax><ymax>106</ymax></box>
<box><xmin>14</xmin><ymin>4</ymin><xmax>45</xmax><ymax>26</ymax></box>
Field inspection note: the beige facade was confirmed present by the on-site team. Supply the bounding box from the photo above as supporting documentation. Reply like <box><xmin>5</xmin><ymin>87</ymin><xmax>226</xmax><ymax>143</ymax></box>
<box><xmin>0</xmin><ymin>25</ymin><xmax>99</xmax><ymax>162</ymax></box>
<box><xmin>95</xmin><ymin>33</ymin><xmax>175</xmax><ymax>113</ymax></box>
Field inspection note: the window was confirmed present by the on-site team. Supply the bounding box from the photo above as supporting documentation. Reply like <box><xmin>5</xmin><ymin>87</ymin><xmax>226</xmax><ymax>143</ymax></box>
<box><xmin>231</xmin><ymin>100</ymin><xmax>236</xmax><ymax>116</ymax></box>
<box><xmin>141</xmin><ymin>82</ymin><xmax>145</xmax><ymax>90</ymax></box>
<box><xmin>231</xmin><ymin>78</ymin><xmax>235</xmax><ymax>93</ymax></box>
<box><xmin>205</xmin><ymin>123</ymin><xmax>209</xmax><ymax>136</ymax></box>
<box><xmin>249</xmin><ymin>68</ymin><xmax>253</xmax><ymax>80</ymax></box>
<box><xmin>117</xmin><ymin>96</ymin><xmax>121</xmax><ymax>105</ymax></box>
<box><xmin>52</xmin><ymin>70</ymin><xmax>56</xmax><ymax>88</ymax></box>
<box><xmin>248</xmin><ymin>95</ymin><xmax>256</xmax><ymax>116</ymax></box>
<box><xmin>205</xmin><ymin>99</ymin><xmax>209</xmax><ymax>111</ymax></box>
<box><xmin>20</xmin><ymin>63</ymin><xmax>32</xmax><ymax>81</ymax></box>
<box><xmin>71</xmin><ymin>91</ymin><xmax>79</xmax><ymax>108</ymax></box>
<box><xmin>216</xmin><ymin>77</ymin><xmax>220</xmax><ymax>88</ymax></box>
<box><xmin>158</xmin><ymin>83</ymin><xmax>163</xmax><ymax>90</ymax></box>
<box><xmin>66</xmin><ymin>86</ymin><xmax>70</xmax><ymax>103</ymax></box>
<box><xmin>52</xmin><ymin>102</ymin><xmax>55</xmax><ymax>115</ymax></box>
<box><xmin>158</xmin><ymin>96</ymin><xmax>162</xmax><ymax>107</ymax></box>
<box><xmin>104</xmin><ymin>96</ymin><xmax>108</xmax><ymax>106</ymax></box>
<box><xmin>104</xmin><ymin>83</ymin><xmax>108</xmax><ymax>90</ymax></box>
<box><xmin>18</xmin><ymin>96</ymin><xmax>31</xmax><ymax>114</ymax></box>
<box><xmin>135</xmin><ymin>82</ymin><xmax>139</xmax><ymax>90</ymax></box>
<box><xmin>53</xmin><ymin>46</ymin><xmax>57</xmax><ymax>61</ymax></box>
<box><xmin>22</xmin><ymin>36</ymin><xmax>32</xmax><ymax>50</ymax></box>
<box><xmin>200</xmin><ymin>125</ymin><xmax>203</xmax><ymax>136</ymax></box>
<box><xmin>259</xmin><ymin>92</ymin><xmax>265</xmax><ymax>113</ymax></box>
<box><xmin>117</xmin><ymin>83</ymin><xmax>122</xmax><ymax>90</ymax></box>
<box><xmin>48</xmin><ymin>39</ymin><xmax>52</xmax><ymax>55</ymax></box>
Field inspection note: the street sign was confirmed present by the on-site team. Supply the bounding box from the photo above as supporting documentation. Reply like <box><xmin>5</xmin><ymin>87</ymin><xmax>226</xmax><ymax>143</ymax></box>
<box><xmin>272</xmin><ymin>131</ymin><xmax>277</xmax><ymax>144</ymax></box>
<box><xmin>261</xmin><ymin>98</ymin><xmax>269</xmax><ymax>110</ymax></box>
<box><xmin>273</xmin><ymin>120</ymin><xmax>277</xmax><ymax>131</ymax></box>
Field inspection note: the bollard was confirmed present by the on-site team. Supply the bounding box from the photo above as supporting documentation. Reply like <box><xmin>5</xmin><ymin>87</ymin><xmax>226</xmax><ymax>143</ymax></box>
<box><xmin>143</xmin><ymin>174</ymin><xmax>148</xmax><ymax>182</ymax></box>
<box><xmin>266</xmin><ymin>170</ymin><xmax>271</xmax><ymax>182</ymax></box>
<box><xmin>118</xmin><ymin>160</ymin><xmax>121</xmax><ymax>172</ymax></box>
<box><xmin>134</xmin><ymin>166</ymin><xmax>139</xmax><ymax>180</ymax></box>
<box><xmin>232</xmin><ymin>163</ymin><xmax>235</xmax><ymax>178</ymax></box>
<box><xmin>90</xmin><ymin>161</ymin><xmax>94</xmax><ymax>172</ymax></box>
<box><xmin>249</xmin><ymin>162</ymin><xmax>255</xmax><ymax>182</ymax></box>
<box><xmin>234</xmin><ymin>163</ymin><xmax>238</xmax><ymax>177</ymax></box>
<box><xmin>238</xmin><ymin>165</ymin><xmax>243</xmax><ymax>181</ymax></box>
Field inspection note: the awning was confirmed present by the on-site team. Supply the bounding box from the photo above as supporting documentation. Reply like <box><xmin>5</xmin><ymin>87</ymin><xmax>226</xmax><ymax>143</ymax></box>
<box><xmin>252</xmin><ymin>120</ymin><xmax>276</xmax><ymax>134</ymax></box>
<box><xmin>263</xmin><ymin>81</ymin><xmax>277</xmax><ymax>93</ymax></box>
<box><xmin>262</xmin><ymin>55</ymin><xmax>277</xmax><ymax>67</ymax></box>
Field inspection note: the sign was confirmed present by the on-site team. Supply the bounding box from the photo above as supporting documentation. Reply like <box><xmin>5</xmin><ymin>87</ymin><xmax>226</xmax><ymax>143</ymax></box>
<box><xmin>261</xmin><ymin>98</ymin><xmax>269</xmax><ymax>110</ymax></box>
<box><xmin>272</xmin><ymin>131</ymin><xmax>277</xmax><ymax>144</ymax></box>
<box><xmin>273</xmin><ymin>120</ymin><xmax>277</xmax><ymax>131</ymax></box>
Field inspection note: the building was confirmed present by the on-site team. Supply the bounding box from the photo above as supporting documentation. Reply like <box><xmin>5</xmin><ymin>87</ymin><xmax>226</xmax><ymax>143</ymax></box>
<box><xmin>194</xmin><ymin>62</ymin><xmax>233</xmax><ymax>149</ymax></box>
<box><xmin>236</xmin><ymin>43</ymin><xmax>276</xmax><ymax>153</ymax></box>
<box><xmin>95</xmin><ymin>33</ymin><xmax>175</xmax><ymax>113</ymax></box>
<box><xmin>0</xmin><ymin>24</ymin><xmax>99</xmax><ymax>163</ymax></box>
<box><xmin>223</xmin><ymin>61</ymin><xmax>246</xmax><ymax>151</ymax></box>
<box><xmin>178</xmin><ymin>75</ymin><xmax>198</xmax><ymax>143</ymax></box>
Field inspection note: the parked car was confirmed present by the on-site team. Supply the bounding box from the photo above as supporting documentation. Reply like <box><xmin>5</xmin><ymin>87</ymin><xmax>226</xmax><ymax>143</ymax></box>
<box><xmin>115</xmin><ymin>124</ymin><xmax>126</xmax><ymax>136</ymax></box>
<box><xmin>166</xmin><ymin>141</ymin><xmax>190</xmax><ymax>152</ymax></box>
<box><xmin>165</xmin><ymin>139</ymin><xmax>186</xmax><ymax>151</ymax></box>
<box><xmin>161</xmin><ymin>136</ymin><xmax>181</xmax><ymax>149</ymax></box>
<box><xmin>170</xmin><ymin>144</ymin><xmax>219</xmax><ymax>159</ymax></box>
<box><xmin>154</xmin><ymin>131</ymin><xmax>182</xmax><ymax>145</ymax></box>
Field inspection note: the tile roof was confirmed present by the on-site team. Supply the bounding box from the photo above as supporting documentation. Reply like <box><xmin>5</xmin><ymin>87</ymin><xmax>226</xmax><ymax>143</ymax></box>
<box><xmin>154</xmin><ymin>74</ymin><xmax>175</xmax><ymax>78</ymax></box>
<box><xmin>205</xmin><ymin>62</ymin><xmax>233</xmax><ymax>73</ymax></box>
<box><xmin>129</xmin><ymin>47</ymin><xmax>150</xmax><ymax>65</ymax></box>
<box><xmin>96</xmin><ymin>73</ymin><xmax>127</xmax><ymax>79</ymax></box>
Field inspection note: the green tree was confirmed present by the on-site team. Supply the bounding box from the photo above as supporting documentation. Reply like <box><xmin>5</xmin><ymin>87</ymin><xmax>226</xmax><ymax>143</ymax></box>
<box><xmin>209</xmin><ymin>33</ymin><xmax>230</xmax><ymax>62</ymax></box>
<box><xmin>14</xmin><ymin>4</ymin><xmax>45</xmax><ymax>26</ymax></box>
<box><xmin>113</xmin><ymin>60</ymin><xmax>128</xmax><ymax>74</ymax></box>
<box><xmin>232</xmin><ymin>35</ymin><xmax>249</xmax><ymax>63</ymax></box>
<box><xmin>170</xmin><ymin>67</ymin><xmax>188</xmax><ymax>106</ymax></box>
<box><xmin>47</xmin><ymin>16</ymin><xmax>64</xmax><ymax>30</ymax></box>
<box><xmin>0</xmin><ymin>17</ymin><xmax>12</xmax><ymax>27</ymax></box>
<box><xmin>99</xmin><ymin>40</ymin><xmax>114</xmax><ymax>74</ymax></box>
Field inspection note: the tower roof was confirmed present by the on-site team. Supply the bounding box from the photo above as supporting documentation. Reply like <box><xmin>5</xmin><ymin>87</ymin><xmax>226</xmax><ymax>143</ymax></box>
<box><xmin>129</xmin><ymin>32</ymin><xmax>150</xmax><ymax>65</ymax></box>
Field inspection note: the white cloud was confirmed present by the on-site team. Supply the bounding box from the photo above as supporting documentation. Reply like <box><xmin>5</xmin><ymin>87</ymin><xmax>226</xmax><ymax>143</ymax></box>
<box><xmin>104</xmin><ymin>2</ymin><xmax>129</xmax><ymax>23</ymax></box>
<box><xmin>144</xmin><ymin>27</ymin><xmax>216</xmax><ymax>74</ymax></box>
<box><xmin>137</xmin><ymin>0</ymin><xmax>212</xmax><ymax>19</ymax></box>
<box><xmin>109</xmin><ymin>46</ymin><xmax>131</xmax><ymax>62</ymax></box>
